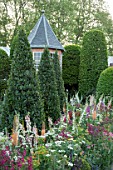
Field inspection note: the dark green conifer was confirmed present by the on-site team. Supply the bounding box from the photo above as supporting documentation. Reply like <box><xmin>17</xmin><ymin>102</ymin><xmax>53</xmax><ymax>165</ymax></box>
<box><xmin>53</xmin><ymin>51</ymin><xmax>65</xmax><ymax>112</ymax></box>
<box><xmin>1</xmin><ymin>29</ymin><xmax>44</xmax><ymax>132</ymax></box>
<box><xmin>79</xmin><ymin>29</ymin><xmax>107</xmax><ymax>98</ymax></box>
<box><xmin>62</xmin><ymin>45</ymin><xmax>81</xmax><ymax>99</ymax></box>
<box><xmin>0</xmin><ymin>49</ymin><xmax>11</xmax><ymax>101</ymax></box>
<box><xmin>38</xmin><ymin>48</ymin><xmax>60</xmax><ymax>128</ymax></box>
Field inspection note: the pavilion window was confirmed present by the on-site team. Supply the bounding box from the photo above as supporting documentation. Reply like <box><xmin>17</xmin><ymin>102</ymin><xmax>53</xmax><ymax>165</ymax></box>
<box><xmin>33</xmin><ymin>52</ymin><xmax>42</xmax><ymax>70</ymax></box>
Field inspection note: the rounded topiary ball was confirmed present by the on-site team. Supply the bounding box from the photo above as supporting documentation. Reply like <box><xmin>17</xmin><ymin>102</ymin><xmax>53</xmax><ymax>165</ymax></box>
<box><xmin>96</xmin><ymin>67</ymin><xmax>113</xmax><ymax>98</ymax></box>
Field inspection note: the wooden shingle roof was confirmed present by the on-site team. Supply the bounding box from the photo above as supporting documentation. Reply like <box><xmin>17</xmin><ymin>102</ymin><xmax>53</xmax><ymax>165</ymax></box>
<box><xmin>28</xmin><ymin>13</ymin><xmax>64</xmax><ymax>51</ymax></box>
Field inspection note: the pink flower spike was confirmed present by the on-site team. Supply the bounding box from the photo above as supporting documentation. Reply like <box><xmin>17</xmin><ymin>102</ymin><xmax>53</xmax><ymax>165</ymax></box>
<box><xmin>109</xmin><ymin>132</ymin><xmax>113</xmax><ymax>137</ymax></box>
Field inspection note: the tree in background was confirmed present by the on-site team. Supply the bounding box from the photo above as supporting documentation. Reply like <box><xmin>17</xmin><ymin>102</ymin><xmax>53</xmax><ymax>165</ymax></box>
<box><xmin>62</xmin><ymin>45</ymin><xmax>81</xmax><ymax>99</ymax></box>
<box><xmin>94</xmin><ymin>10</ymin><xmax>113</xmax><ymax>55</ymax></box>
<box><xmin>0</xmin><ymin>0</ymin><xmax>11</xmax><ymax>46</ymax></box>
<box><xmin>53</xmin><ymin>51</ymin><xmax>65</xmax><ymax>112</ymax></box>
<box><xmin>96</xmin><ymin>67</ymin><xmax>113</xmax><ymax>100</ymax></box>
<box><xmin>38</xmin><ymin>48</ymin><xmax>60</xmax><ymax>128</ymax></box>
<box><xmin>79</xmin><ymin>29</ymin><xmax>107</xmax><ymax>99</ymax></box>
<box><xmin>0</xmin><ymin>0</ymin><xmax>113</xmax><ymax>55</ymax></box>
<box><xmin>0</xmin><ymin>49</ymin><xmax>11</xmax><ymax>101</ymax></box>
<box><xmin>0</xmin><ymin>29</ymin><xmax>44</xmax><ymax>132</ymax></box>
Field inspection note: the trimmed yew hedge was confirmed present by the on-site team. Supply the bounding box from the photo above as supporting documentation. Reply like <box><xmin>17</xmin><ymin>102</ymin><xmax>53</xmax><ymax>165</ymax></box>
<box><xmin>38</xmin><ymin>48</ymin><xmax>60</xmax><ymax>128</ymax></box>
<box><xmin>96</xmin><ymin>67</ymin><xmax>113</xmax><ymax>98</ymax></box>
<box><xmin>62</xmin><ymin>45</ymin><xmax>81</xmax><ymax>98</ymax></box>
<box><xmin>0</xmin><ymin>49</ymin><xmax>11</xmax><ymax>100</ymax></box>
<box><xmin>79</xmin><ymin>29</ymin><xmax>108</xmax><ymax>98</ymax></box>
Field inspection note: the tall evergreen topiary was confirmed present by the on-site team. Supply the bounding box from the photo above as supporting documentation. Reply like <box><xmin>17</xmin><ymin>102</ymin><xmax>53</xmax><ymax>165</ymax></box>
<box><xmin>0</xmin><ymin>49</ymin><xmax>11</xmax><ymax>100</ymax></box>
<box><xmin>79</xmin><ymin>29</ymin><xmax>107</xmax><ymax>98</ymax></box>
<box><xmin>10</xmin><ymin>35</ymin><xmax>18</xmax><ymax>60</ymax></box>
<box><xmin>53</xmin><ymin>51</ymin><xmax>65</xmax><ymax>112</ymax></box>
<box><xmin>62</xmin><ymin>45</ymin><xmax>81</xmax><ymax>99</ymax></box>
<box><xmin>1</xmin><ymin>29</ymin><xmax>44</xmax><ymax>132</ymax></box>
<box><xmin>38</xmin><ymin>48</ymin><xmax>60</xmax><ymax>128</ymax></box>
<box><xmin>96</xmin><ymin>67</ymin><xmax>113</xmax><ymax>99</ymax></box>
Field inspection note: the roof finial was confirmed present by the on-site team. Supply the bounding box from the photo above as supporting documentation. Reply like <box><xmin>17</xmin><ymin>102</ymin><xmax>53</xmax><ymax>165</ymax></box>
<box><xmin>41</xmin><ymin>9</ymin><xmax>45</xmax><ymax>14</ymax></box>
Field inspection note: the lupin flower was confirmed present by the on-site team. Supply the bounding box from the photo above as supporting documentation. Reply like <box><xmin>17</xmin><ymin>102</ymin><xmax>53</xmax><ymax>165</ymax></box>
<box><xmin>107</xmin><ymin>99</ymin><xmax>112</xmax><ymax>110</ymax></box>
<box><xmin>41</xmin><ymin>122</ymin><xmax>45</xmax><ymax>136</ymax></box>
<box><xmin>92</xmin><ymin>111</ymin><xmax>96</xmax><ymax>120</ymax></box>
<box><xmin>89</xmin><ymin>95</ymin><xmax>95</xmax><ymax>106</ymax></box>
<box><xmin>92</xmin><ymin>105</ymin><xmax>97</xmax><ymax>120</ymax></box>
<box><xmin>33</xmin><ymin>124</ymin><xmax>38</xmax><ymax>146</ymax></box>
<box><xmin>11</xmin><ymin>115</ymin><xmax>19</xmax><ymax>146</ymax></box>
<box><xmin>25</xmin><ymin>114</ymin><xmax>31</xmax><ymax>132</ymax></box>
<box><xmin>11</xmin><ymin>132</ymin><xmax>18</xmax><ymax>146</ymax></box>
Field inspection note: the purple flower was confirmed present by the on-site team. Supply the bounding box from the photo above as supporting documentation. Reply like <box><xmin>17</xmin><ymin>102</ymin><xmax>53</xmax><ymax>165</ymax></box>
<box><xmin>86</xmin><ymin>106</ymin><xmax>90</xmax><ymax>113</ymax></box>
<box><xmin>23</xmin><ymin>150</ymin><xmax>26</xmax><ymax>157</ymax></box>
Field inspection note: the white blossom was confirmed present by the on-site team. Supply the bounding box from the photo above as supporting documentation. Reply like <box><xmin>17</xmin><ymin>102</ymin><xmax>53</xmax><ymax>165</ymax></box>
<box><xmin>45</xmin><ymin>154</ymin><xmax>51</xmax><ymax>157</ymax></box>
<box><xmin>64</xmin><ymin>155</ymin><xmax>67</xmax><ymax>158</ymax></box>
<box><xmin>68</xmin><ymin>162</ymin><xmax>73</xmax><ymax>167</ymax></box>
<box><xmin>57</xmin><ymin>160</ymin><xmax>61</xmax><ymax>163</ymax></box>
<box><xmin>45</xmin><ymin>143</ymin><xmax>52</xmax><ymax>147</ymax></box>
<box><xmin>58</xmin><ymin>150</ymin><xmax>65</xmax><ymax>153</ymax></box>
<box><xmin>50</xmin><ymin>150</ymin><xmax>56</xmax><ymax>153</ymax></box>
<box><xmin>68</xmin><ymin>144</ymin><xmax>73</xmax><ymax>150</ymax></box>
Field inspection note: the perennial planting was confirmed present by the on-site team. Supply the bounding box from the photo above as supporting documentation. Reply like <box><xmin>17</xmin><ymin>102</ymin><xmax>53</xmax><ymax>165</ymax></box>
<box><xmin>0</xmin><ymin>94</ymin><xmax>113</xmax><ymax>170</ymax></box>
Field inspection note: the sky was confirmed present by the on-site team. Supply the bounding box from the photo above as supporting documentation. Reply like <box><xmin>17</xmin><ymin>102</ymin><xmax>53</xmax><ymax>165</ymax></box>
<box><xmin>106</xmin><ymin>0</ymin><xmax>113</xmax><ymax>18</ymax></box>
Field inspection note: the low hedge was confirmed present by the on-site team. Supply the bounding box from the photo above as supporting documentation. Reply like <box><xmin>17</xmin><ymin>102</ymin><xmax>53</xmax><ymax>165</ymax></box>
<box><xmin>96</xmin><ymin>67</ymin><xmax>113</xmax><ymax>99</ymax></box>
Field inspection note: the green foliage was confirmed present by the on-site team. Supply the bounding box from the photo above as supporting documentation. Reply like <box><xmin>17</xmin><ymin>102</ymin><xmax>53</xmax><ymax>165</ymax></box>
<box><xmin>81</xmin><ymin>159</ymin><xmax>91</xmax><ymax>170</ymax></box>
<box><xmin>96</xmin><ymin>67</ymin><xmax>113</xmax><ymax>99</ymax></box>
<box><xmin>53</xmin><ymin>51</ymin><xmax>65</xmax><ymax>111</ymax></box>
<box><xmin>62</xmin><ymin>45</ymin><xmax>81</xmax><ymax>98</ymax></box>
<box><xmin>38</xmin><ymin>48</ymin><xmax>60</xmax><ymax>128</ymax></box>
<box><xmin>1</xmin><ymin>29</ymin><xmax>44</xmax><ymax>132</ymax></box>
<box><xmin>79</xmin><ymin>29</ymin><xmax>107</xmax><ymax>98</ymax></box>
<box><xmin>0</xmin><ymin>49</ymin><xmax>11</xmax><ymax>100</ymax></box>
<box><xmin>10</xmin><ymin>35</ymin><xmax>18</xmax><ymax>60</ymax></box>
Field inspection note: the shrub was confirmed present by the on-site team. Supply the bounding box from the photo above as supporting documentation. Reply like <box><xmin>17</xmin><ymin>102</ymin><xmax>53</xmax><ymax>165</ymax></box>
<box><xmin>96</xmin><ymin>67</ymin><xmax>113</xmax><ymax>99</ymax></box>
<box><xmin>53</xmin><ymin>51</ymin><xmax>65</xmax><ymax>112</ymax></box>
<box><xmin>1</xmin><ymin>29</ymin><xmax>44</xmax><ymax>132</ymax></box>
<box><xmin>0</xmin><ymin>49</ymin><xmax>11</xmax><ymax>100</ymax></box>
<box><xmin>79</xmin><ymin>29</ymin><xmax>107</xmax><ymax>98</ymax></box>
<box><xmin>62</xmin><ymin>45</ymin><xmax>81</xmax><ymax>99</ymax></box>
<box><xmin>38</xmin><ymin>48</ymin><xmax>60</xmax><ymax>128</ymax></box>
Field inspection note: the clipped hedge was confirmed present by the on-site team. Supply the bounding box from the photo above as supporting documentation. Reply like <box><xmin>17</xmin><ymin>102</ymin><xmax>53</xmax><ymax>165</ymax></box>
<box><xmin>62</xmin><ymin>45</ymin><xmax>81</xmax><ymax>98</ymax></box>
<box><xmin>96</xmin><ymin>67</ymin><xmax>113</xmax><ymax>99</ymax></box>
<box><xmin>79</xmin><ymin>29</ymin><xmax>107</xmax><ymax>98</ymax></box>
<box><xmin>0</xmin><ymin>48</ymin><xmax>11</xmax><ymax>100</ymax></box>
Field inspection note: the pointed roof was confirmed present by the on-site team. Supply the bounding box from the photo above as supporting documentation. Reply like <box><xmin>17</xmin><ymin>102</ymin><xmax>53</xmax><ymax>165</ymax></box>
<box><xmin>28</xmin><ymin>13</ymin><xmax>64</xmax><ymax>51</ymax></box>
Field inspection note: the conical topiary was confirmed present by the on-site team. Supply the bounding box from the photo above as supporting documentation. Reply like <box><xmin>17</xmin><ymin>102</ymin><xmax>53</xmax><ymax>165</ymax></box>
<box><xmin>38</xmin><ymin>48</ymin><xmax>60</xmax><ymax>128</ymax></box>
<box><xmin>0</xmin><ymin>49</ymin><xmax>11</xmax><ymax>101</ymax></box>
<box><xmin>1</xmin><ymin>29</ymin><xmax>44</xmax><ymax>132</ymax></box>
<box><xmin>53</xmin><ymin>51</ymin><xmax>65</xmax><ymax>112</ymax></box>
